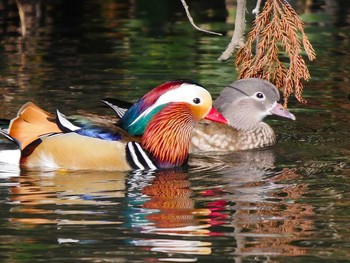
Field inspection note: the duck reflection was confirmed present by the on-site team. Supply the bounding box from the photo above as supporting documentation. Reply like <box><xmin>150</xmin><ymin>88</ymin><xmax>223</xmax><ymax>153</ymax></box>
<box><xmin>2</xmin><ymin>147</ymin><xmax>316</xmax><ymax>259</ymax></box>
<box><xmin>192</xmin><ymin>148</ymin><xmax>315</xmax><ymax>257</ymax></box>
<box><xmin>7</xmin><ymin>170</ymin><xmax>127</xmax><ymax>225</ymax></box>
<box><xmin>128</xmin><ymin>148</ymin><xmax>315</xmax><ymax>258</ymax></box>
<box><xmin>129</xmin><ymin>168</ymin><xmax>218</xmax><ymax>233</ymax></box>
<box><xmin>126</xmin><ymin>167</ymin><xmax>213</xmax><ymax>256</ymax></box>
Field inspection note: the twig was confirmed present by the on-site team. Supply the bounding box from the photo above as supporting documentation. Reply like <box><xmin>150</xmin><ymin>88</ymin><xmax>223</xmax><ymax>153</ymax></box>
<box><xmin>16</xmin><ymin>0</ymin><xmax>26</xmax><ymax>37</ymax></box>
<box><xmin>180</xmin><ymin>0</ymin><xmax>222</xmax><ymax>36</ymax></box>
<box><xmin>252</xmin><ymin>0</ymin><xmax>263</xmax><ymax>16</ymax></box>
<box><xmin>252</xmin><ymin>0</ymin><xmax>263</xmax><ymax>54</ymax></box>
<box><xmin>218</xmin><ymin>0</ymin><xmax>247</xmax><ymax>61</ymax></box>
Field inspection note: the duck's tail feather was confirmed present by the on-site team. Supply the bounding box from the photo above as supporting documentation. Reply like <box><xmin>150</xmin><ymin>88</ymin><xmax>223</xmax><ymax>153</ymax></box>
<box><xmin>8</xmin><ymin>102</ymin><xmax>63</xmax><ymax>149</ymax></box>
<box><xmin>0</xmin><ymin>129</ymin><xmax>21</xmax><ymax>165</ymax></box>
<box><xmin>101</xmin><ymin>98</ymin><xmax>132</xmax><ymax>119</ymax></box>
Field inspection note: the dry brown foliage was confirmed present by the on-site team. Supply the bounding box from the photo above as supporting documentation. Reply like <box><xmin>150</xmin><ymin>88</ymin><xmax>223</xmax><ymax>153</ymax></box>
<box><xmin>235</xmin><ymin>0</ymin><xmax>316</xmax><ymax>105</ymax></box>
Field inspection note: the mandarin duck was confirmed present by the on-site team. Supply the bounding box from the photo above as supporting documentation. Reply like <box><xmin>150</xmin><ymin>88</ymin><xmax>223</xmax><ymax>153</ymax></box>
<box><xmin>190</xmin><ymin>78</ymin><xmax>295</xmax><ymax>152</ymax></box>
<box><xmin>103</xmin><ymin>78</ymin><xmax>295</xmax><ymax>152</ymax></box>
<box><xmin>0</xmin><ymin>81</ymin><xmax>228</xmax><ymax>171</ymax></box>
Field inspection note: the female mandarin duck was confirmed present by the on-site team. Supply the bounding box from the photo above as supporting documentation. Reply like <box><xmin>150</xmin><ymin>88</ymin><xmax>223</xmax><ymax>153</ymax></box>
<box><xmin>190</xmin><ymin>78</ymin><xmax>295</xmax><ymax>152</ymax></box>
<box><xmin>0</xmin><ymin>81</ymin><xmax>228</xmax><ymax>171</ymax></box>
<box><xmin>104</xmin><ymin>78</ymin><xmax>295</xmax><ymax>152</ymax></box>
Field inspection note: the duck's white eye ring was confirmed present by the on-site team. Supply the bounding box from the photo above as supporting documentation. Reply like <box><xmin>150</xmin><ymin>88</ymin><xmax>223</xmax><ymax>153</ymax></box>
<box><xmin>193</xmin><ymin>98</ymin><xmax>201</xmax><ymax>104</ymax></box>
<box><xmin>255</xmin><ymin>92</ymin><xmax>265</xmax><ymax>100</ymax></box>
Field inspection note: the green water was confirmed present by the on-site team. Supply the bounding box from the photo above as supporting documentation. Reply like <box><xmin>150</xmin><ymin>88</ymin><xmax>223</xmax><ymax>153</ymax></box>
<box><xmin>0</xmin><ymin>0</ymin><xmax>349</xmax><ymax>262</ymax></box>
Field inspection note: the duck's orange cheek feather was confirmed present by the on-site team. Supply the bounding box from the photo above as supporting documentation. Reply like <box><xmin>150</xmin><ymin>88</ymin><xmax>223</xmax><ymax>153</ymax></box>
<box><xmin>190</xmin><ymin>104</ymin><xmax>210</xmax><ymax>121</ymax></box>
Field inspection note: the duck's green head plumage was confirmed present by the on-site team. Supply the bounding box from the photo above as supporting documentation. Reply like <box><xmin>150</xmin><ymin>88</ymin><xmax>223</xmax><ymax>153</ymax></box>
<box><xmin>122</xmin><ymin>104</ymin><xmax>165</xmax><ymax>135</ymax></box>
<box><xmin>119</xmin><ymin>80</ymin><xmax>218</xmax><ymax>136</ymax></box>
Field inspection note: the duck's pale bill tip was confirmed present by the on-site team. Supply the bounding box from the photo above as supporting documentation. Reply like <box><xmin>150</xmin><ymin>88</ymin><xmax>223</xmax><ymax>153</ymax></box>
<box><xmin>271</xmin><ymin>103</ymin><xmax>296</xmax><ymax>121</ymax></box>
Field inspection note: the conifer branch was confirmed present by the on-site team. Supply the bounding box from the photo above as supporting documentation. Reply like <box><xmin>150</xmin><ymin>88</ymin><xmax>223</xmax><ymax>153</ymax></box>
<box><xmin>235</xmin><ymin>0</ymin><xmax>316</xmax><ymax>105</ymax></box>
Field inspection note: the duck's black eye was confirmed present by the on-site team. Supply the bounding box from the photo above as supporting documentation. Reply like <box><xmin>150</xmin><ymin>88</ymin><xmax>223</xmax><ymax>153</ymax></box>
<box><xmin>193</xmin><ymin>98</ymin><xmax>201</xmax><ymax>104</ymax></box>
<box><xmin>256</xmin><ymin>92</ymin><xmax>264</xmax><ymax>99</ymax></box>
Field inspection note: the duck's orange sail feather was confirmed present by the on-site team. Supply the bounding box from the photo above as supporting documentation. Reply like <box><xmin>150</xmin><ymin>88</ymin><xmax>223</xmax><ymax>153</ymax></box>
<box><xmin>8</xmin><ymin>102</ymin><xmax>62</xmax><ymax>149</ymax></box>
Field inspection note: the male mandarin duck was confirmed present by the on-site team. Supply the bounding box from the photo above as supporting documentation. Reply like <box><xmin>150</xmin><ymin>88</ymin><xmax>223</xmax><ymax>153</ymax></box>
<box><xmin>0</xmin><ymin>80</ymin><xmax>228</xmax><ymax>171</ymax></box>
<box><xmin>103</xmin><ymin>78</ymin><xmax>296</xmax><ymax>152</ymax></box>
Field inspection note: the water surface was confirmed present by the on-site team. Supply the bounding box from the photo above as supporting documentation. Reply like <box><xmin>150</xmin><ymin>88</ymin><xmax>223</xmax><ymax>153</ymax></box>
<box><xmin>0</xmin><ymin>0</ymin><xmax>349</xmax><ymax>262</ymax></box>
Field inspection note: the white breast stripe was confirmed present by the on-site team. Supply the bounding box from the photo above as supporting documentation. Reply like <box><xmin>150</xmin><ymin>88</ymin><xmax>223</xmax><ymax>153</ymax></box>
<box><xmin>134</xmin><ymin>142</ymin><xmax>157</xmax><ymax>170</ymax></box>
<box><xmin>127</xmin><ymin>142</ymin><xmax>144</xmax><ymax>170</ymax></box>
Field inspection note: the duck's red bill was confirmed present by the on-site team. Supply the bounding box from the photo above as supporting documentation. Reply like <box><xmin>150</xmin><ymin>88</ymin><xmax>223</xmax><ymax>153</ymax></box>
<box><xmin>204</xmin><ymin>107</ymin><xmax>229</xmax><ymax>124</ymax></box>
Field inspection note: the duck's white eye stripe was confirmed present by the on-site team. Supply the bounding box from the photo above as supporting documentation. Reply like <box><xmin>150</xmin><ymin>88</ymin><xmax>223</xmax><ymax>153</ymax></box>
<box><xmin>128</xmin><ymin>83</ymin><xmax>210</xmax><ymax>127</ymax></box>
<box><xmin>156</xmin><ymin>83</ymin><xmax>208</xmax><ymax>106</ymax></box>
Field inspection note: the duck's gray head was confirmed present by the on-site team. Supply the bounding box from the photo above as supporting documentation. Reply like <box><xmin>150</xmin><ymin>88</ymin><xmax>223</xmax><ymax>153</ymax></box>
<box><xmin>213</xmin><ymin>78</ymin><xmax>295</xmax><ymax>131</ymax></box>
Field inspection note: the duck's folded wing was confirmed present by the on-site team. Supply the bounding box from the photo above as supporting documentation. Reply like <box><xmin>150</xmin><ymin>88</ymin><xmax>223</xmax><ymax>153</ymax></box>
<box><xmin>56</xmin><ymin>110</ymin><xmax>138</xmax><ymax>142</ymax></box>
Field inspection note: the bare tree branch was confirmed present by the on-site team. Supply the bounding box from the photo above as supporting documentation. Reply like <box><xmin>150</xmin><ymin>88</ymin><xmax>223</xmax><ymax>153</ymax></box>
<box><xmin>218</xmin><ymin>0</ymin><xmax>247</xmax><ymax>61</ymax></box>
<box><xmin>252</xmin><ymin>0</ymin><xmax>263</xmax><ymax>54</ymax></box>
<box><xmin>252</xmin><ymin>0</ymin><xmax>263</xmax><ymax>16</ymax></box>
<box><xmin>180</xmin><ymin>0</ymin><xmax>222</xmax><ymax>36</ymax></box>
